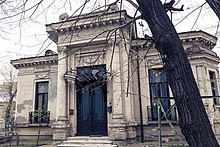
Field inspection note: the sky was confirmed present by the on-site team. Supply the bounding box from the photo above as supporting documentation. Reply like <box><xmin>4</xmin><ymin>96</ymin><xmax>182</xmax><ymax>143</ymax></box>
<box><xmin>0</xmin><ymin>0</ymin><xmax>219</xmax><ymax>82</ymax></box>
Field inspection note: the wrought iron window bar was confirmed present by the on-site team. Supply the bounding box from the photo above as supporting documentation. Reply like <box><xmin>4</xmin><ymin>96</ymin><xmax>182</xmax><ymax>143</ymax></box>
<box><xmin>29</xmin><ymin>111</ymin><xmax>50</xmax><ymax>124</ymax></box>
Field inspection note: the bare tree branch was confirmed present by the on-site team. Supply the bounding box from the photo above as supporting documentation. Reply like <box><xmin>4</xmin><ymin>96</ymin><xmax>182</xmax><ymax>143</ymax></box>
<box><xmin>206</xmin><ymin>0</ymin><xmax>220</xmax><ymax>20</ymax></box>
<box><xmin>124</xmin><ymin>0</ymin><xmax>139</xmax><ymax>9</ymax></box>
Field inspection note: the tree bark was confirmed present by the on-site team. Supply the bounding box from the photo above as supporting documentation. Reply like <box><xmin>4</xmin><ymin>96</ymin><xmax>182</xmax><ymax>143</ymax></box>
<box><xmin>5</xmin><ymin>85</ymin><xmax>16</xmax><ymax>134</ymax></box>
<box><xmin>206</xmin><ymin>0</ymin><xmax>220</xmax><ymax>20</ymax></box>
<box><xmin>5</xmin><ymin>95</ymin><xmax>14</xmax><ymax>137</ymax></box>
<box><xmin>136</xmin><ymin>0</ymin><xmax>219</xmax><ymax>146</ymax></box>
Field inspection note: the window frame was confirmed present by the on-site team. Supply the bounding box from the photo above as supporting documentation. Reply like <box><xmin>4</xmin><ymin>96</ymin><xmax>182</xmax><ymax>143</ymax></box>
<box><xmin>209</xmin><ymin>71</ymin><xmax>219</xmax><ymax>105</ymax></box>
<box><xmin>149</xmin><ymin>68</ymin><xmax>171</xmax><ymax>121</ymax></box>
<box><xmin>35</xmin><ymin>81</ymin><xmax>49</xmax><ymax>111</ymax></box>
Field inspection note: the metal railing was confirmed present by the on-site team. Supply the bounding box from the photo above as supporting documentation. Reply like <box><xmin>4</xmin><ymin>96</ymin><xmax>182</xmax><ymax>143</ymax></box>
<box><xmin>28</xmin><ymin>111</ymin><xmax>50</xmax><ymax>124</ymax></box>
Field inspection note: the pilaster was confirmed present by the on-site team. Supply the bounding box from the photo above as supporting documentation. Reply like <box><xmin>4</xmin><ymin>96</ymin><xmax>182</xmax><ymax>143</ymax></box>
<box><xmin>52</xmin><ymin>117</ymin><xmax>70</xmax><ymax>141</ymax></box>
<box><xmin>107</xmin><ymin>39</ymin><xmax>127</xmax><ymax>140</ymax></box>
<box><xmin>196</xmin><ymin>65</ymin><xmax>207</xmax><ymax>96</ymax></box>
<box><xmin>52</xmin><ymin>45</ymin><xmax>70</xmax><ymax>140</ymax></box>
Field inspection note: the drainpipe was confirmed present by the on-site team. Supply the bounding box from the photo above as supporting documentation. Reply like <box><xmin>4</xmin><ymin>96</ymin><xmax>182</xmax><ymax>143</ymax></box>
<box><xmin>136</xmin><ymin>47</ymin><xmax>144</xmax><ymax>143</ymax></box>
<box><xmin>65</xmin><ymin>51</ymin><xmax>69</xmax><ymax>119</ymax></box>
<box><xmin>65</xmin><ymin>79</ymin><xmax>68</xmax><ymax>118</ymax></box>
<box><xmin>158</xmin><ymin>98</ymin><xmax>162</xmax><ymax>147</ymax></box>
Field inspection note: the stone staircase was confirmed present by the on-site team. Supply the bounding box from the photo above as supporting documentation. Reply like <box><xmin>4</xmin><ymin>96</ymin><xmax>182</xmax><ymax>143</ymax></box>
<box><xmin>57</xmin><ymin>136</ymin><xmax>118</xmax><ymax>147</ymax></box>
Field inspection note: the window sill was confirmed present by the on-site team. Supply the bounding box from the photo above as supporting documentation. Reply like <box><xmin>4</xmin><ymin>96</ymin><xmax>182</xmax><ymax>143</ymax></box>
<box><xmin>28</xmin><ymin>123</ymin><xmax>50</xmax><ymax>127</ymax></box>
<box><xmin>213</xmin><ymin>104</ymin><xmax>220</xmax><ymax>108</ymax></box>
<box><xmin>16</xmin><ymin>123</ymin><xmax>50</xmax><ymax>128</ymax></box>
<box><xmin>147</xmin><ymin>120</ymin><xmax>178</xmax><ymax>125</ymax></box>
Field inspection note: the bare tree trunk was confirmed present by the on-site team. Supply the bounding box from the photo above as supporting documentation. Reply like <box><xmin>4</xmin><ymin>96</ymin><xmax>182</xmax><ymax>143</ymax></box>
<box><xmin>206</xmin><ymin>0</ymin><xmax>220</xmax><ymax>20</ymax></box>
<box><xmin>136</xmin><ymin>0</ymin><xmax>219</xmax><ymax>146</ymax></box>
<box><xmin>36</xmin><ymin>122</ymin><xmax>41</xmax><ymax>147</ymax></box>
<box><xmin>5</xmin><ymin>96</ymin><xmax>13</xmax><ymax>124</ymax></box>
<box><xmin>5</xmin><ymin>95</ymin><xmax>14</xmax><ymax>135</ymax></box>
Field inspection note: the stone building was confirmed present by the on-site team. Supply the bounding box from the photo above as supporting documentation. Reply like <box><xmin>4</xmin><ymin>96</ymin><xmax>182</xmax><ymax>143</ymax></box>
<box><xmin>11</xmin><ymin>4</ymin><xmax>220</xmax><ymax>146</ymax></box>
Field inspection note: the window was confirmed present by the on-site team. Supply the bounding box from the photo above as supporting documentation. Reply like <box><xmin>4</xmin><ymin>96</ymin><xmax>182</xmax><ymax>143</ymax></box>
<box><xmin>149</xmin><ymin>69</ymin><xmax>170</xmax><ymax>121</ymax></box>
<box><xmin>35</xmin><ymin>82</ymin><xmax>49</xmax><ymax>111</ymax></box>
<box><xmin>209</xmin><ymin>71</ymin><xmax>219</xmax><ymax>105</ymax></box>
<box><xmin>29</xmin><ymin>81</ymin><xmax>49</xmax><ymax>124</ymax></box>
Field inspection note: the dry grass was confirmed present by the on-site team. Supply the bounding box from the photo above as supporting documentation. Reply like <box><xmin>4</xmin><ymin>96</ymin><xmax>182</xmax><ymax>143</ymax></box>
<box><xmin>0</xmin><ymin>139</ymin><xmax>53</xmax><ymax>147</ymax></box>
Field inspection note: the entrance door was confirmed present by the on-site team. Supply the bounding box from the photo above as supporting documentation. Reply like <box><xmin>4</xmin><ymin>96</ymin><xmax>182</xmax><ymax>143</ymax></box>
<box><xmin>76</xmin><ymin>65</ymin><xmax>107</xmax><ymax>136</ymax></box>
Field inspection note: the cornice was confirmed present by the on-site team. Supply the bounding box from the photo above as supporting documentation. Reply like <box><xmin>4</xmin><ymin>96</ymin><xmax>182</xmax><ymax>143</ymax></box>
<box><xmin>46</xmin><ymin>10</ymin><xmax>132</xmax><ymax>44</ymax></box>
<box><xmin>131</xmin><ymin>31</ymin><xmax>217</xmax><ymax>51</ymax></box>
<box><xmin>46</xmin><ymin>10</ymin><xmax>131</xmax><ymax>27</ymax></box>
<box><xmin>11</xmin><ymin>55</ymin><xmax>58</xmax><ymax>69</ymax></box>
<box><xmin>188</xmin><ymin>53</ymin><xmax>220</xmax><ymax>64</ymax></box>
<box><xmin>49</xmin><ymin>18</ymin><xmax>125</xmax><ymax>34</ymax></box>
<box><xmin>181</xmin><ymin>37</ymin><xmax>216</xmax><ymax>49</ymax></box>
<box><xmin>179</xmin><ymin>30</ymin><xmax>217</xmax><ymax>49</ymax></box>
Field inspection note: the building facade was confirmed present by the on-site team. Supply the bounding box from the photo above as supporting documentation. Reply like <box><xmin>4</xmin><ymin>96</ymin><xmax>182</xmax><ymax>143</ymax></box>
<box><xmin>11</xmin><ymin>5</ymin><xmax>220</xmax><ymax>144</ymax></box>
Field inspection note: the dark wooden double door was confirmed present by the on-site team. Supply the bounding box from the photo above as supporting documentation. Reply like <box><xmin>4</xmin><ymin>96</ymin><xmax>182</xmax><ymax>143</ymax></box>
<box><xmin>76</xmin><ymin>65</ymin><xmax>107</xmax><ymax>136</ymax></box>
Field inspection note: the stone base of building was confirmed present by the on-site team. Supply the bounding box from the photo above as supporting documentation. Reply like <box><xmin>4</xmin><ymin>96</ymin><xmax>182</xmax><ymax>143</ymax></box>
<box><xmin>52</xmin><ymin>117</ymin><xmax>70</xmax><ymax>141</ymax></box>
<box><xmin>109</xmin><ymin>127</ymin><xmax>127</xmax><ymax>141</ymax></box>
<box><xmin>109</xmin><ymin>119</ymin><xmax>128</xmax><ymax>141</ymax></box>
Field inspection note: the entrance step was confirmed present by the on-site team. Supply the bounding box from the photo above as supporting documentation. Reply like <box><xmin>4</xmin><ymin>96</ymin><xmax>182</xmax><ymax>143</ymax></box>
<box><xmin>57</xmin><ymin>136</ymin><xmax>118</xmax><ymax>147</ymax></box>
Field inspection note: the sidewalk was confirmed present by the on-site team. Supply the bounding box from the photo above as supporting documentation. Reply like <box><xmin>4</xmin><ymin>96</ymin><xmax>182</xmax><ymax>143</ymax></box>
<box><xmin>0</xmin><ymin>140</ymin><xmax>188</xmax><ymax>147</ymax></box>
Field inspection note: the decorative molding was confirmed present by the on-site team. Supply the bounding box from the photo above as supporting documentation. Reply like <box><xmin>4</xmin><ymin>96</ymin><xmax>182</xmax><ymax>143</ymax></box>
<box><xmin>181</xmin><ymin>37</ymin><xmax>216</xmax><ymax>49</ymax></box>
<box><xmin>146</xmin><ymin>57</ymin><xmax>162</xmax><ymax>66</ymax></box>
<box><xmin>56</xmin><ymin>18</ymin><xmax>124</xmax><ymax>33</ymax></box>
<box><xmin>64</xmin><ymin>69</ymin><xmax>77</xmax><ymax>82</ymax></box>
<box><xmin>35</xmin><ymin>72</ymin><xmax>49</xmax><ymax>79</ymax></box>
<box><xmin>59</xmin><ymin>13</ymin><xmax>69</xmax><ymax>21</ymax></box>
<box><xmin>13</xmin><ymin>60</ymin><xmax>57</xmax><ymax>69</ymax></box>
<box><xmin>76</xmin><ymin>52</ymin><xmax>105</xmax><ymax>67</ymax></box>
<box><xmin>57</xmin><ymin>46</ymin><xmax>68</xmax><ymax>53</ymax></box>
<box><xmin>213</xmin><ymin>118</ymin><xmax>220</xmax><ymax>124</ymax></box>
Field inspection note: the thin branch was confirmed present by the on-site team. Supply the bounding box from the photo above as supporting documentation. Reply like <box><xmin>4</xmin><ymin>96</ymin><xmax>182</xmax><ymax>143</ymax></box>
<box><xmin>0</xmin><ymin>0</ymin><xmax>6</xmax><ymax>5</ymax></box>
<box><xmin>190</xmin><ymin>3</ymin><xmax>203</xmax><ymax>31</ymax></box>
<box><xmin>124</xmin><ymin>0</ymin><xmax>139</xmax><ymax>9</ymax></box>
<box><xmin>175</xmin><ymin>2</ymin><xmax>206</xmax><ymax>26</ymax></box>
<box><xmin>0</xmin><ymin>0</ymin><xmax>44</xmax><ymax>20</ymax></box>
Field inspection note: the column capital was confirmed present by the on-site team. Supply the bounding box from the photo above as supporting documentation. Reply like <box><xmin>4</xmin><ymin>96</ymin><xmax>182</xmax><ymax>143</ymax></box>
<box><xmin>107</xmin><ymin>37</ymin><xmax>122</xmax><ymax>45</ymax></box>
<box><xmin>57</xmin><ymin>46</ymin><xmax>68</xmax><ymax>53</ymax></box>
<box><xmin>64</xmin><ymin>68</ymin><xmax>77</xmax><ymax>83</ymax></box>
